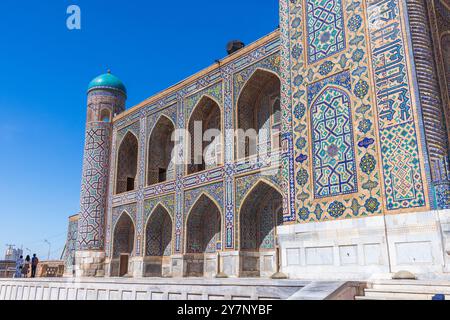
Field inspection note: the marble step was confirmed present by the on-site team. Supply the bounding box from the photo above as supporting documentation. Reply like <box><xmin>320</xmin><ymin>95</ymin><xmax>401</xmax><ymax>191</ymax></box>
<box><xmin>355</xmin><ymin>296</ymin><xmax>423</xmax><ymax>301</ymax></box>
<box><xmin>371</xmin><ymin>284</ymin><xmax>450</xmax><ymax>294</ymax></box>
<box><xmin>364</xmin><ymin>289</ymin><xmax>449</xmax><ymax>300</ymax></box>
<box><xmin>371</xmin><ymin>280</ymin><xmax>450</xmax><ymax>287</ymax></box>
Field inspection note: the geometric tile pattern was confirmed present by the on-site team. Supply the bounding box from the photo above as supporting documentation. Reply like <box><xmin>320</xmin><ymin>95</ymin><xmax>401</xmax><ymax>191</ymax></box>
<box><xmin>310</xmin><ymin>84</ymin><xmax>357</xmax><ymax>198</ymax></box>
<box><xmin>367</xmin><ymin>0</ymin><xmax>428</xmax><ymax>211</ymax></box>
<box><xmin>306</xmin><ymin>0</ymin><xmax>346</xmax><ymax>64</ymax></box>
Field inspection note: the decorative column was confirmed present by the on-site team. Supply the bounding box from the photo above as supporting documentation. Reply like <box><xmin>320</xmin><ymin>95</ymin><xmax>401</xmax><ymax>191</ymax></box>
<box><xmin>406</xmin><ymin>0</ymin><xmax>450</xmax><ymax>209</ymax></box>
<box><xmin>76</xmin><ymin>72</ymin><xmax>126</xmax><ymax>277</ymax></box>
<box><xmin>171</xmin><ymin>90</ymin><xmax>186</xmax><ymax>277</ymax></box>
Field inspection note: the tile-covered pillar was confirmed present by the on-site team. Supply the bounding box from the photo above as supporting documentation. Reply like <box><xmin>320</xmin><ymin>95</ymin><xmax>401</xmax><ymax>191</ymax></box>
<box><xmin>76</xmin><ymin>83</ymin><xmax>126</xmax><ymax>277</ymax></box>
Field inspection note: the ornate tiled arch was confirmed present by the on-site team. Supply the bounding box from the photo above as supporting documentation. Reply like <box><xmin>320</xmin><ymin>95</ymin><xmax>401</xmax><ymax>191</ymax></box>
<box><xmin>184</xmin><ymin>182</ymin><xmax>225</xmax><ymax>216</ymax></box>
<box><xmin>235</xmin><ymin>171</ymin><xmax>282</xmax><ymax>211</ymax></box>
<box><xmin>117</xmin><ymin>121</ymin><xmax>140</xmax><ymax>145</ymax></box>
<box><xmin>146</xmin><ymin>104</ymin><xmax>177</xmax><ymax>141</ymax></box>
<box><xmin>184</xmin><ymin>82</ymin><xmax>223</xmax><ymax>124</ymax></box>
<box><xmin>184</xmin><ymin>191</ymin><xmax>223</xmax><ymax>253</ymax></box>
<box><xmin>233</xmin><ymin>54</ymin><xmax>281</xmax><ymax>104</ymax></box>
<box><xmin>144</xmin><ymin>194</ymin><xmax>175</xmax><ymax>222</ymax></box>
<box><xmin>111</xmin><ymin>203</ymin><xmax>137</xmax><ymax>231</ymax></box>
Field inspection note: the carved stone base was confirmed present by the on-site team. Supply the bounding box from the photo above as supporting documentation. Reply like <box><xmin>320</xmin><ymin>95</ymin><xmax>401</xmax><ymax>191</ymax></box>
<box><xmin>75</xmin><ymin>251</ymin><xmax>105</xmax><ymax>278</ymax></box>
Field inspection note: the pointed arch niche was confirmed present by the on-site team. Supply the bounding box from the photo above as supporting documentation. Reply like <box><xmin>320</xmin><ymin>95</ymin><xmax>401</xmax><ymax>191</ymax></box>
<box><xmin>112</xmin><ymin>212</ymin><xmax>135</xmax><ymax>277</ymax></box>
<box><xmin>143</xmin><ymin>204</ymin><xmax>173</xmax><ymax>277</ymax></box>
<box><xmin>116</xmin><ymin>132</ymin><xmax>139</xmax><ymax>194</ymax></box>
<box><xmin>184</xmin><ymin>194</ymin><xmax>222</xmax><ymax>277</ymax></box>
<box><xmin>187</xmin><ymin>96</ymin><xmax>222</xmax><ymax>175</ymax></box>
<box><xmin>239</xmin><ymin>180</ymin><xmax>283</xmax><ymax>277</ymax></box>
<box><xmin>236</xmin><ymin>69</ymin><xmax>281</xmax><ymax>160</ymax></box>
<box><xmin>147</xmin><ymin>115</ymin><xmax>176</xmax><ymax>186</ymax></box>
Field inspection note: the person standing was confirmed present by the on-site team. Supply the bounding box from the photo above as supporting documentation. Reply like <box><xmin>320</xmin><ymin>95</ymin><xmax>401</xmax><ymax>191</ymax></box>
<box><xmin>31</xmin><ymin>254</ymin><xmax>39</xmax><ymax>278</ymax></box>
<box><xmin>14</xmin><ymin>255</ymin><xmax>24</xmax><ymax>278</ymax></box>
<box><xmin>22</xmin><ymin>255</ymin><xmax>31</xmax><ymax>278</ymax></box>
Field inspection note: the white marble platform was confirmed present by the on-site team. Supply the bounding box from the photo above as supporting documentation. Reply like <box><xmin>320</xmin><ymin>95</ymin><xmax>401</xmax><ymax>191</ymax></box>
<box><xmin>0</xmin><ymin>277</ymin><xmax>359</xmax><ymax>300</ymax></box>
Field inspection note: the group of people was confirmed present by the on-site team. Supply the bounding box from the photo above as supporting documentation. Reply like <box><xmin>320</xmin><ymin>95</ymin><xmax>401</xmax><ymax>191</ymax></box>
<box><xmin>14</xmin><ymin>254</ymin><xmax>39</xmax><ymax>278</ymax></box>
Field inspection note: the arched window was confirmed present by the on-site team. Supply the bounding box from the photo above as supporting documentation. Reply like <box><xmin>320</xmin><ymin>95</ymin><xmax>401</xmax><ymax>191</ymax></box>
<box><xmin>310</xmin><ymin>87</ymin><xmax>357</xmax><ymax>198</ymax></box>
<box><xmin>147</xmin><ymin>116</ymin><xmax>175</xmax><ymax>185</ymax></box>
<box><xmin>116</xmin><ymin>132</ymin><xmax>139</xmax><ymax>194</ymax></box>
<box><xmin>236</xmin><ymin>69</ymin><xmax>281</xmax><ymax>160</ymax></box>
<box><xmin>187</xmin><ymin>96</ymin><xmax>222</xmax><ymax>175</ymax></box>
<box><xmin>99</xmin><ymin>108</ymin><xmax>111</xmax><ymax>122</ymax></box>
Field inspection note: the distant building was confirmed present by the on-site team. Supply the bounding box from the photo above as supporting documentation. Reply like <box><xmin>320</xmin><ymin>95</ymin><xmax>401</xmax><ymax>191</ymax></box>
<box><xmin>4</xmin><ymin>245</ymin><xmax>23</xmax><ymax>262</ymax></box>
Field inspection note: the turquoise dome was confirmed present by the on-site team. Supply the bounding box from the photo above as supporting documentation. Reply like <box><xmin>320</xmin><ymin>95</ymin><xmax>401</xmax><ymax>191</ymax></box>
<box><xmin>88</xmin><ymin>71</ymin><xmax>127</xmax><ymax>95</ymax></box>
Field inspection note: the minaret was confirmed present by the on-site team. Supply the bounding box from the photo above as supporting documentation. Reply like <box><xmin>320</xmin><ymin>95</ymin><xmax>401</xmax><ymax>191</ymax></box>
<box><xmin>75</xmin><ymin>70</ymin><xmax>126</xmax><ymax>277</ymax></box>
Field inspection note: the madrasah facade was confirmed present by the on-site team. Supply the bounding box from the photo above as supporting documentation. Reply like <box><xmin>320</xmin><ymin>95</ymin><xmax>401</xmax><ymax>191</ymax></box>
<box><xmin>63</xmin><ymin>0</ymin><xmax>450</xmax><ymax>280</ymax></box>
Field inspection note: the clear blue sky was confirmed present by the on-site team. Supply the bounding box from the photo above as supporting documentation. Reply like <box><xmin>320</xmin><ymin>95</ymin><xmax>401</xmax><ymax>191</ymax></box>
<box><xmin>0</xmin><ymin>0</ymin><xmax>279</xmax><ymax>260</ymax></box>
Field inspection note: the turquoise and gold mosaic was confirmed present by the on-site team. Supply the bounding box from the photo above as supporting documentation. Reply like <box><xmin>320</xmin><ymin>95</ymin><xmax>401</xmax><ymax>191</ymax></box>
<box><xmin>285</xmin><ymin>0</ymin><xmax>383</xmax><ymax>222</ymax></box>
<box><xmin>282</xmin><ymin>0</ymin><xmax>430</xmax><ymax>223</ymax></box>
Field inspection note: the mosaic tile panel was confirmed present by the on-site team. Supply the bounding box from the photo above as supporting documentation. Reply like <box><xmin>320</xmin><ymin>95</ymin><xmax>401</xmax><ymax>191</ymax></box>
<box><xmin>367</xmin><ymin>0</ymin><xmax>428</xmax><ymax>211</ymax></box>
<box><xmin>309</xmin><ymin>73</ymin><xmax>357</xmax><ymax>198</ymax></box>
<box><xmin>306</xmin><ymin>0</ymin><xmax>346</xmax><ymax>64</ymax></box>
<box><xmin>284</xmin><ymin>0</ymin><xmax>383</xmax><ymax>222</ymax></box>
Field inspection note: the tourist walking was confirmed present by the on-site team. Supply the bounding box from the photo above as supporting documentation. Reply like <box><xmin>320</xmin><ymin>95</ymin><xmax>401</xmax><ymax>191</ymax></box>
<box><xmin>31</xmin><ymin>254</ymin><xmax>39</xmax><ymax>278</ymax></box>
<box><xmin>14</xmin><ymin>255</ymin><xmax>24</xmax><ymax>278</ymax></box>
<box><xmin>22</xmin><ymin>255</ymin><xmax>31</xmax><ymax>278</ymax></box>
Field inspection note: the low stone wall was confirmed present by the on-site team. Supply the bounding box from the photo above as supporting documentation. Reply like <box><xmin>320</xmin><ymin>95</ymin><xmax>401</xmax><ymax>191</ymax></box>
<box><xmin>0</xmin><ymin>278</ymin><xmax>316</xmax><ymax>300</ymax></box>
<box><xmin>0</xmin><ymin>261</ymin><xmax>16</xmax><ymax>278</ymax></box>
<box><xmin>36</xmin><ymin>261</ymin><xmax>65</xmax><ymax>278</ymax></box>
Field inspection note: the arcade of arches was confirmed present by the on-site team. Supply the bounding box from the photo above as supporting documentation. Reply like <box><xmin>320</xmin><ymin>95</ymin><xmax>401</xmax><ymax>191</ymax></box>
<box><xmin>110</xmin><ymin>70</ymin><xmax>284</xmax><ymax>278</ymax></box>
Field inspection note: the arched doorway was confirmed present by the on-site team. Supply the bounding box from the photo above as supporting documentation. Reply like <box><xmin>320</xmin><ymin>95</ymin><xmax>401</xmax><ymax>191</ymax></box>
<box><xmin>144</xmin><ymin>205</ymin><xmax>173</xmax><ymax>277</ymax></box>
<box><xmin>112</xmin><ymin>213</ymin><xmax>135</xmax><ymax>277</ymax></box>
<box><xmin>147</xmin><ymin>116</ymin><xmax>176</xmax><ymax>186</ymax></box>
<box><xmin>184</xmin><ymin>194</ymin><xmax>222</xmax><ymax>277</ymax></box>
<box><xmin>187</xmin><ymin>96</ymin><xmax>222</xmax><ymax>175</ymax></box>
<box><xmin>239</xmin><ymin>181</ymin><xmax>283</xmax><ymax>277</ymax></box>
<box><xmin>116</xmin><ymin>132</ymin><xmax>139</xmax><ymax>194</ymax></box>
<box><xmin>236</xmin><ymin>69</ymin><xmax>281</xmax><ymax>160</ymax></box>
